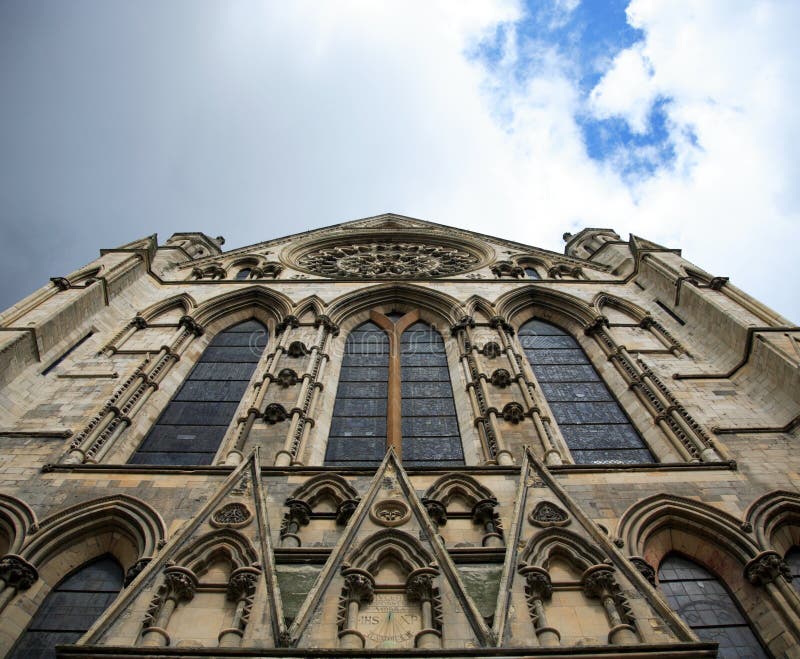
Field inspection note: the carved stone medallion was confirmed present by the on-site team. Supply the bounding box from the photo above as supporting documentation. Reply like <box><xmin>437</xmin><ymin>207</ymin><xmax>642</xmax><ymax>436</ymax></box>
<box><xmin>211</xmin><ymin>502</ymin><xmax>253</xmax><ymax>528</ymax></box>
<box><xmin>294</xmin><ymin>242</ymin><xmax>480</xmax><ymax>279</ymax></box>
<box><xmin>528</xmin><ymin>501</ymin><xmax>570</xmax><ymax>528</ymax></box>
<box><xmin>370</xmin><ymin>500</ymin><xmax>411</xmax><ymax>527</ymax></box>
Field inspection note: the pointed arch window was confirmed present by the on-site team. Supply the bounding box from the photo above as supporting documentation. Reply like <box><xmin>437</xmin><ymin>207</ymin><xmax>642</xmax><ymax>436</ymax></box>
<box><xmin>786</xmin><ymin>547</ymin><xmax>800</xmax><ymax>592</ymax></box>
<box><xmin>325</xmin><ymin>311</ymin><xmax>464</xmax><ymax>467</ymax></box>
<box><xmin>130</xmin><ymin>319</ymin><xmax>267</xmax><ymax>465</ymax></box>
<box><xmin>10</xmin><ymin>555</ymin><xmax>123</xmax><ymax>658</ymax></box>
<box><xmin>235</xmin><ymin>268</ymin><xmax>252</xmax><ymax>280</ymax></box>
<box><xmin>519</xmin><ymin>318</ymin><xmax>653</xmax><ymax>464</ymax></box>
<box><xmin>658</xmin><ymin>553</ymin><xmax>767</xmax><ymax>657</ymax></box>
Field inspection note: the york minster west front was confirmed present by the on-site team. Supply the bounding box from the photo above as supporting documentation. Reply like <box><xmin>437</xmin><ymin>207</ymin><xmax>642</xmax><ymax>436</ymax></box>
<box><xmin>0</xmin><ymin>213</ymin><xmax>797</xmax><ymax>657</ymax></box>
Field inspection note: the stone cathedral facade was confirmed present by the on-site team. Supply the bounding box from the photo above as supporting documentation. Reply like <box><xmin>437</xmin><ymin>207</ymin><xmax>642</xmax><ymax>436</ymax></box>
<box><xmin>0</xmin><ymin>213</ymin><xmax>798</xmax><ymax>658</ymax></box>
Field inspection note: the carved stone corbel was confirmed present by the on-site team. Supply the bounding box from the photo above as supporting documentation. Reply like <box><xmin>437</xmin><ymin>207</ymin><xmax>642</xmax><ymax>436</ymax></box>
<box><xmin>745</xmin><ymin>551</ymin><xmax>791</xmax><ymax>586</ymax></box>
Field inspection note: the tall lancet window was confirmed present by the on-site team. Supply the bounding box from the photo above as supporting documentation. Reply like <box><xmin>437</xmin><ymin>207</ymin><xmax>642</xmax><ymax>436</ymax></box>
<box><xmin>130</xmin><ymin>319</ymin><xmax>267</xmax><ymax>465</ymax></box>
<box><xmin>325</xmin><ymin>321</ymin><xmax>389</xmax><ymax>466</ymax></box>
<box><xmin>10</xmin><ymin>555</ymin><xmax>123</xmax><ymax>659</ymax></box>
<box><xmin>400</xmin><ymin>322</ymin><xmax>463</xmax><ymax>466</ymax></box>
<box><xmin>325</xmin><ymin>311</ymin><xmax>464</xmax><ymax>467</ymax></box>
<box><xmin>658</xmin><ymin>554</ymin><xmax>767</xmax><ymax>657</ymax></box>
<box><xmin>519</xmin><ymin>318</ymin><xmax>653</xmax><ymax>464</ymax></box>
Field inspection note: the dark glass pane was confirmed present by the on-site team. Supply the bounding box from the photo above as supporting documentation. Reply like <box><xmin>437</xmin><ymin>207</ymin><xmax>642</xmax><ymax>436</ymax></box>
<box><xmin>524</xmin><ymin>268</ymin><xmax>540</xmax><ymax>280</ymax></box>
<box><xmin>174</xmin><ymin>380</ymin><xmax>250</xmax><ymax>402</ymax></box>
<box><xmin>539</xmin><ymin>382</ymin><xmax>613</xmax><ymax>402</ymax></box>
<box><xmin>400</xmin><ymin>323</ymin><xmax>464</xmax><ymax>466</ymax></box>
<box><xmin>520</xmin><ymin>318</ymin><xmax>652</xmax><ymax>465</ymax></box>
<box><xmin>401</xmin><ymin>381</ymin><xmax>453</xmax><ymax>398</ymax></box>
<box><xmin>333</xmin><ymin>398</ymin><xmax>387</xmax><ymax>417</ymax></box>
<box><xmin>787</xmin><ymin>548</ymin><xmax>800</xmax><ymax>592</ymax></box>
<box><xmin>326</xmin><ymin>321</ymin><xmax>389</xmax><ymax>466</ymax></box>
<box><xmin>130</xmin><ymin>320</ymin><xmax>266</xmax><ymax>465</ymax></box>
<box><xmin>658</xmin><ymin>554</ymin><xmax>767</xmax><ymax>659</ymax></box>
<box><xmin>235</xmin><ymin>268</ymin><xmax>251</xmax><ymax>280</ymax></box>
<box><xmin>10</xmin><ymin>556</ymin><xmax>123</xmax><ymax>659</ymax></box>
<box><xmin>402</xmin><ymin>398</ymin><xmax>457</xmax><ymax>416</ymax></box>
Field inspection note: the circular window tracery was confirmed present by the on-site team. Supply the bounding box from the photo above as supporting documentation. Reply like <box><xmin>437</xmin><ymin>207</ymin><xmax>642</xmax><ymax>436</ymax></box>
<box><xmin>284</xmin><ymin>233</ymin><xmax>491</xmax><ymax>279</ymax></box>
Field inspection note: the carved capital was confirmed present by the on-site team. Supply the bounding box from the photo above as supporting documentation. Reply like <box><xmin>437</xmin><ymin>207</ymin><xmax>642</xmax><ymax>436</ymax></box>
<box><xmin>0</xmin><ymin>555</ymin><xmax>38</xmax><ymax>591</ymax></box>
<box><xmin>489</xmin><ymin>315</ymin><xmax>515</xmax><ymax>335</ymax></box>
<box><xmin>277</xmin><ymin>315</ymin><xmax>300</xmax><ymax>334</ymax></box>
<box><xmin>314</xmin><ymin>314</ymin><xmax>340</xmax><ymax>337</ymax></box>
<box><xmin>50</xmin><ymin>276</ymin><xmax>71</xmax><ymax>291</ymax></box>
<box><xmin>520</xmin><ymin>565</ymin><xmax>552</xmax><ymax>601</ymax></box>
<box><xmin>263</xmin><ymin>403</ymin><xmax>289</xmax><ymax>424</ymax></box>
<box><xmin>422</xmin><ymin>498</ymin><xmax>448</xmax><ymax>526</ymax></box>
<box><xmin>584</xmin><ymin>315</ymin><xmax>609</xmax><ymax>336</ymax></box>
<box><xmin>406</xmin><ymin>570</ymin><xmax>436</xmax><ymax>603</ymax></box>
<box><xmin>342</xmin><ymin>569</ymin><xmax>375</xmax><ymax>607</ymax></box>
<box><xmin>287</xmin><ymin>341</ymin><xmax>310</xmax><ymax>357</ymax></box>
<box><xmin>501</xmin><ymin>402</ymin><xmax>526</xmax><ymax>424</ymax></box>
<box><xmin>285</xmin><ymin>498</ymin><xmax>312</xmax><ymax>527</ymax></box>
<box><xmin>179</xmin><ymin>315</ymin><xmax>204</xmax><ymax>336</ymax></box>
<box><xmin>745</xmin><ymin>551</ymin><xmax>791</xmax><ymax>587</ymax></box>
<box><xmin>336</xmin><ymin>498</ymin><xmax>360</xmax><ymax>526</ymax></box>
<box><xmin>481</xmin><ymin>341</ymin><xmax>502</xmax><ymax>358</ymax></box>
<box><xmin>275</xmin><ymin>368</ymin><xmax>299</xmax><ymax>388</ymax></box>
<box><xmin>582</xmin><ymin>565</ymin><xmax>617</xmax><ymax>599</ymax></box>
<box><xmin>629</xmin><ymin>557</ymin><xmax>656</xmax><ymax>586</ymax></box>
<box><xmin>227</xmin><ymin>566</ymin><xmax>260</xmax><ymax>601</ymax></box>
<box><xmin>471</xmin><ymin>498</ymin><xmax>499</xmax><ymax>525</ymax></box>
<box><xmin>133</xmin><ymin>315</ymin><xmax>148</xmax><ymax>330</ymax></box>
<box><xmin>490</xmin><ymin>368</ymin><xmax>512</xmax><ymax>388</ymax></box>
<box><xmin>124</xmin><ymin>557</ymin><xmax>152</xmax><ymax>587</ymax></box>
<box><xmin>163</xmin><ymin>566</ymin><xmax>198</xmax><ymax>603</ymax></box>
<box><xmin>450</xmin><ymin>315</ymin><xmax>476</xmax><ymax>335</ymax></box>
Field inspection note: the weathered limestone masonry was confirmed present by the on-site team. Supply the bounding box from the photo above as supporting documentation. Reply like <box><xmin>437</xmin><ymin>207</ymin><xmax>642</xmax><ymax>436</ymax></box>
<box><xmin>0</xmin><ymin>213</ymin><xmax>797</xmax><ymax>658</ymax></box>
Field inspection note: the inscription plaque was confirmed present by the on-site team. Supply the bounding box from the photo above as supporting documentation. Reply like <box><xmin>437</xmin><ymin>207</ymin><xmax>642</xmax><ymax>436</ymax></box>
<box><xmin>357</xmin><ymin>594</ymin><xmax>421</xmax><ymax>648</ymax></box>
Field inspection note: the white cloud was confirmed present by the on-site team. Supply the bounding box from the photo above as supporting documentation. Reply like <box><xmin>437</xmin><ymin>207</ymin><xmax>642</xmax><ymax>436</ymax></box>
<box><xmin>0</xmin><ymin>0</ymin><xmax>797</xmax><ymax>321</ymax></box>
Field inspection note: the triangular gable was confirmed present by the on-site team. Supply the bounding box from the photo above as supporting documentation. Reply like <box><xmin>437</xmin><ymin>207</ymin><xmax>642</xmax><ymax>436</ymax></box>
<box><xmin>289</xmin><ymin>449</ymin><xmax>493</xmax><ymax>650</ymax></box>
<box><xmin>78</xmin><ymin>448</ymin><xmax>286</xmax><ymax>649</ymax></box>
<box><xmin>496</xmin><ymin>448</ymin><xmax>699</xmax><ymax>649</ymax></box>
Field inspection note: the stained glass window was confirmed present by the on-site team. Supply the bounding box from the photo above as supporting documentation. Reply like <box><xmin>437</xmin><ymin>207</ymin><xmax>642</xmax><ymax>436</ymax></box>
<box><xmin>325</xmin><ymin>321</ymin><xmax>389</xmax><ymax>466</ymax></box>
<box><xmin>10</xmin><ymin>555</ymin><xmax>123</xmax><ymax>659</ymax></box>
<box><xmin>400</xmin><ymin>322</ymin><xmax>464</xmax><ymax>467</ymax></box>
<box><xmin>786</xmin><ymin>547</ymin><xmax>800</xmax><ymax>593</ymax></box>
<box><xmin>519</xmin><ymin>318</ymin><xmax>653</xmax><ymax>464</ymax></box>
<box><xmin>130</xmin><ymin>319</ymin><xmax>267</xmax><ymax>465</ymax></box>
<box><xmin>658</xmin><ymin>553</ymin><xmax>767</xmax><ymax>658</ymax></box>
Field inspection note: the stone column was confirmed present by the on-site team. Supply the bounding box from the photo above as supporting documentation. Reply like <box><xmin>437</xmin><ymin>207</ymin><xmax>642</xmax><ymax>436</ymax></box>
<box><xmin>218</xmin><ymin>566</ymin><xmax>260</xmax><ymax>648</ymax></box>
<box><xmin>140</xmin><ymin>566</ymin><xmax>198</xmax><ymax>647</ymax></box>
<box><xmin>280</xmin><ymin>499</ymin><xmax>312</xmax><ymax>547</ymax></box>
<box><xmin>406</xmin><ymin>568</ymin><xmax>442</xmax><ymax>649</ymax></box>
<box><xmin>0</xmin><ymin>555</ymin><xmax>38</xmax><ymax>613</ymax></box>
<box><xmin>338</xmin><ymin>569</ymin><xmax>375</xmax><ymax>650</ymax></box>
<box><xmin>519</xmin><ymin>565</ymin><xmax>560</xmax><ymax>646</ymax></box>
<box><xmin>472</xmin><ymin>498</ymin><xmax>504</xmax><ymax>548</ymax></box>
<box><xmin>581</xmin><ymin>565</ymin><xmax>638</xmax><ymax>645</ymax></box>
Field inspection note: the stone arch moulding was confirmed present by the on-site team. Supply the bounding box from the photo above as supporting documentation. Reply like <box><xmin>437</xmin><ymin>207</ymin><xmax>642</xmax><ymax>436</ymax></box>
<box><xmin>20</xmin><ymin>494</ymin><xmax>167</xmax><ymax>578</ymax></box>
<box><xmin>0</xmin><ymin>494</ymin><xmax>37</xmax><ymax>556</ymax></box>
<box><xmin>326</xmin><ymin>282</ymin><xmax>465</xmax><ymax>329</ymax></box>
<box><xmin>421</xmin><ymin>474</ymin><xmax>503</xmax><ymax>547</ymax></box>
<box><xmin>291</xmin><ymin>295</ymin><xmax>326</xmax><ymax>321</ymax></box>
<box><xmin>138</xmin><ymin>293</ymin><xmax>197</xmax><ymax>324</ymax></box>
<box><xmin>494</xmin><ymin>286</ymin><xmax>597</xmax><ymax>331</ymax></box>
<box><xmin>462</xmin><ymin>295</ymin><xmax>496</xmax><ymax>322</ymax></box>
<box><xmin>520</xmin><ymin>527</ymin><xmax>607</xmax><ymax>571</ymax></box>
<box><xmin>592</xmin><ymin>292</ymin><xmax>648</xmax><ymax>324</ymax></box>
<box><xmin>747</xmin><ymin>490</ymin><xmax>800</xmax><ymax>554</ymax></box>
<box><xmin>191</xmin><ymin>286</ymin><xmax>294</xmax><ymax>333</ymax></box>
<box><xmin>616</xmin><ymin>493</ymin><xmax>759</xmax><ymax>565</ymax></box>
<box><xmin>281</xmin><ymin>474</ymin><xmax>361</xmax><ymax>547</ymax></box>
<box><xmin>173</xmin><ymin>528</ymin><xmax>259</xmax><ymax>575</ymax></box>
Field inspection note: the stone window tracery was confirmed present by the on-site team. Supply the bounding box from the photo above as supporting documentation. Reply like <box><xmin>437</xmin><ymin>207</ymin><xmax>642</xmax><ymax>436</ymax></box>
<box><xmin>519</xmin><ymin>318</ymin><xmax>653</xmax><ymax>464</ymax></box>
<box><xmin>324</xmin><ymin>311</ymin><xmax>464</xmax><ymax>467</ymax></box>
<box><xmin>9</xmin><ymin>554</ymin><xmax>123</xmax><ymax>659</ymax></box>
<box><xmin>658</xmin><ymin>553</ymin><xmax>767</xmax><ymax>657</ymax></box>
<box><xmin>130</xmin><ymin>320</ymin><xmax>267</xmax><ymax>465</ymax></box>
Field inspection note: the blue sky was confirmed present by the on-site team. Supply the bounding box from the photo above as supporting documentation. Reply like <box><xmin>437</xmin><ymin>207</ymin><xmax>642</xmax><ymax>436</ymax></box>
<box><xmin>0</xmin><ymin>0</ymin><xmax>797</xmax><ymax>321</ymax></box>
